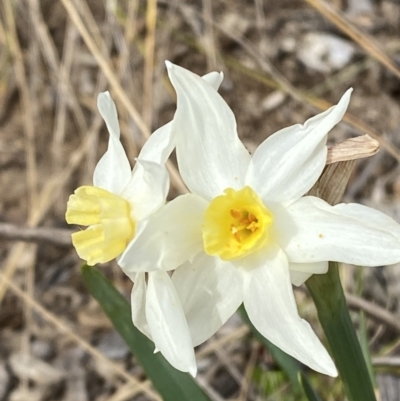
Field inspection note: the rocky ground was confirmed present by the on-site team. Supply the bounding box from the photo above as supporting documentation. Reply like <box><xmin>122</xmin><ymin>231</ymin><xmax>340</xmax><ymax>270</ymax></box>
<box><xmin>1</xmin><ymin>0</ymin><xmax>400</xmax><ymax>400</ymax></box>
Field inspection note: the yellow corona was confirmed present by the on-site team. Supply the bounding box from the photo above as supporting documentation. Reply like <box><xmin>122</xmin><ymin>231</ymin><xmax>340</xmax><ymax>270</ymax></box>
<box><xmin>203</xmin><ymin>186</ymin><xmax>273</xmax><ymax>260</ymax></box>
<box><xmin>66</xmin><ymin>186</ymin><xmax>135</xmax><ymax>265</ymax></box>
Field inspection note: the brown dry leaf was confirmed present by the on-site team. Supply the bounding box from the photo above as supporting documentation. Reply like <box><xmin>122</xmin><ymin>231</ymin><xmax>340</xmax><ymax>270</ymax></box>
<box><xmin>308</xmin><ymin>160</ymin><xmax>356</xmax><ymax>205</ymax></box>
<box><xmin>326</xmin><ymin>134</ymin><xmax>380</xmax><ymax>164</ymax></box>
<box><xmin>309</xmin><ymin>135</ymin><xmax>378</xmax><ymax>205</ymax></box>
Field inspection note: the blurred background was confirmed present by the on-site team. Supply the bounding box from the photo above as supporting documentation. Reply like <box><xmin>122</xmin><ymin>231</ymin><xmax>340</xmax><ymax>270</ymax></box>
<box><xmin>1</xmin><ymin>0</ymin><xmax>400</xmax><ymax>400</ymax></box>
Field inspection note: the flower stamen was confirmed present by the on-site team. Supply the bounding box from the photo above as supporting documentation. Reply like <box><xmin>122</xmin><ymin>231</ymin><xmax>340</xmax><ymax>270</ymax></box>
<box><xmin>203</xmin><ymin>186</ymin><xmax>273</xmax><ymax>260</ymax></box>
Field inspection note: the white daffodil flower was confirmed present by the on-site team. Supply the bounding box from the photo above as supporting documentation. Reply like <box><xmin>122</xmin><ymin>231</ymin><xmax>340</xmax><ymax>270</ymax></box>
<box><xmin>66</xmin><ymin>78</ymin><xmax>223</xmax><ymax>376</ymax></box>
<box><xmin>119</xmin><ymin>63</ymin><xmax>400</xmax><ymax>377</ymax></box>
<box><xmin>65</xmin><ymin>91</ymin><xmax>190</xmax><ymax>374</ymax></box>
<box><xmin>65</xmin><ymin>91</ymin><xmax>173</xmax><ymax>266</ymax></box>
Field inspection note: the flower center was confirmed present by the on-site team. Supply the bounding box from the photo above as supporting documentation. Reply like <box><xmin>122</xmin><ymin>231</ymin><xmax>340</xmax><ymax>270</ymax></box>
<box><xmin>202</xmin><ymin>186</ymin><xmax>273</xmax><ymax>261</ymax></box>
<box><xmin>65</xmin><ymin>186</ymin><xmax>135</xmax><ymax>266</ymax></box>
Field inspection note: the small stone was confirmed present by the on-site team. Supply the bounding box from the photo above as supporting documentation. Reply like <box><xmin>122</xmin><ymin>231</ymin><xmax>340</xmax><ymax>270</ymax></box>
<box><xmin>97</xmin><ymin>330</ymin><xmax>129</xmax><ymax>360</ymax></box>
<box><xmin>297</xmin><ymin>32</ymin><xmax>355</xmax><ymax>73</ymax></box>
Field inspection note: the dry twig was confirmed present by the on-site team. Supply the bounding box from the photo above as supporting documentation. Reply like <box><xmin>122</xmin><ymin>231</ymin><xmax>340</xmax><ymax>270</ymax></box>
<box><xmin>0</xmin><ymin>223</ymin><xmax>72</xmax><ymax>246</ymax></box>
<box><xmin>346</xmin><ymin>293</ymin><xmax>400</xmax><ymax>334</ymax></box>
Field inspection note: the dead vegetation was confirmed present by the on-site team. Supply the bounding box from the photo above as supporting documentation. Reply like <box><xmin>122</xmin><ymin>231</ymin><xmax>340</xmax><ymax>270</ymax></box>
<box><xmin>1</xmin><ymin>0</ymin><xmax>400</xmax><ymax>400</ymax></box>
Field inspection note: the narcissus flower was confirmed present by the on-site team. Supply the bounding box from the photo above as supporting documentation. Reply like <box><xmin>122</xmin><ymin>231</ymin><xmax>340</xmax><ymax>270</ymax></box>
<box><xmin>119</xmin><ymin>63</ymin><xmax>400</xmax><ymax>376</ymax></box>
<box><xmin>65</xmin><ymin>91</ymin><xmax>192</xmax><ymax>373</ymax></box>
<box><xmin>66</xmin><ymin>92</ymin><xmax>171</xmax><ymax>266</ymax></box>
<box><xmin>66</xmin><ymin>79</ymin><xmax>222</xmax><ymax>376</ymax></box>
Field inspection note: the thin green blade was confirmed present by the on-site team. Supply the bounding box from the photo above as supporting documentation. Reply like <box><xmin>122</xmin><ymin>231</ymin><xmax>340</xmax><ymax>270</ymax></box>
<box><xmin>82</xmin><ymin>265</ymin><xmax>212</xmax><ymax>401</ymax></box>
<box><xmin>306</xmin><ymin>262</ymin><xmax>377</xmax><ymax>401</ymax></box>
<box><xmin>298</xmin><ymin>372</ymin><xmax>323</xmax><ymax>401</ymax></box>
<box><xmin>359</xmin><ymin>310</ymin><xmax>377</xmax><ymax>389</ymax></box>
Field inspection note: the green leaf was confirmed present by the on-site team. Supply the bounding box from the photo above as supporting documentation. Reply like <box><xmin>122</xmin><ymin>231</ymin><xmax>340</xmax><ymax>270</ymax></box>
<box><xmin>359</xmin><ymin>311</ymin><xmax>377</xmax><ymax>389</ymax></box>
<box><xmin>82</xmin><ymin>265</ymin><xmax>212</xmax><ymax>401</ymax></box>
<box><xmin>298</xmin><ymin>373</ymin><xmax>323</xmax><ymax>401</ymax></box>
<box><xmin>306</xmin><ymin>262</ymin><xmax>377</xmax><ymax>401</ymax></box>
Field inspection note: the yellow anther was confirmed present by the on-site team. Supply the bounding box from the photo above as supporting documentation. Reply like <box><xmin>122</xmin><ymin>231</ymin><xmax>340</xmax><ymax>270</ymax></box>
<box><xmin>66</xmin><ymin>186</ymin><xmax>135</xmax><ymax>265</ymax></box>
<box><xmin>248</xmin><ymin>213</ymin><xmax>257</xmax><ymax>223</ymax></box>
<box><xmin>203</xmin><ymin>186</ymin><xmax>273</xmax><ymax>261</ymax></box>
<box><xmin>230</xmin><ymin>209</ymin><xmax>243</xmax><ymax>219</ymax></box>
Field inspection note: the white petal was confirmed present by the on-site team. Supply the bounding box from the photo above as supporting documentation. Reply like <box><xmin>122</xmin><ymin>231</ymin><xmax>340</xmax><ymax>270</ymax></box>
<box><xmin>243</xmin><ymin>245</ymin><xmax>337</xmax><ymax>376</ymax></box>
<box><xmin>121</xmin><ymin>159</ymin><xmax>169</xmax><ymax>221</ymax></box>
<box><xmin>201</xmin><ymin>71</ymin><xmax>224</xmax><ymax>88</ymax></box>
<box><xmin>246</xmin><ymin>89</ymin><xmax>352</xmax><ymax>204</ymax></box>
<box><xmin>289</xmin><ymin>270</ymin><xmax>313</xmax><ymax>287</ymax></box>
<box><xmin>137</xmin><ymin>122</ymin><xmax>174</xmax><ymax>165</ymax></box>
<box><xmin>97</xmin><ymin>91</ymin><xmax>121</xmax><ymax>139</ymax></box>
<box><xmin>118</xmin><ymin>194</ymin><xmax>207</xmax><ymax>273</ymax></box>
<box><xmin>166</xmin><ymin>62</ymin><xmax>250</xmax><ymax>200</ymax></box>
<box><xmin>275</xmin><ymin>196</ymin><xmax>400</xmax><ymax>266</ymax></box>
<box><xmin>137</xmin><ymin>71</ymin><xmax>224</xmax><ymax>165</ymax></box>
<box><xmin>93</xmin><ymin>92</ymin><xmax>131</xmax><ymax>194</ymax></box>
<box><xmin>290</xmin><ymin>261</ymin><xmax>329</xmax><ymax>274</ymax></box>
<box><xmin>289</xmin><ymin>262</ymin><xmax>328</xmax><ymax>287</ymax></box>
<box><xmin>130</xmin><ymin>273</ymin><xmax>152</xmax><ymax>339</ymax></box>
<box><xmin>334</xmin><ymin>203</ymin><xmax>400</xmax><ymax>239</ymax></box>
<box><xmin>146</xmin><ymin>271</ymin><xmax>197</xmax><ymax>376</ymax></box>
<box><xmin>172</xmin><ymin>253</ymin><xmax>243</xmax><ymax>346</ymax></box>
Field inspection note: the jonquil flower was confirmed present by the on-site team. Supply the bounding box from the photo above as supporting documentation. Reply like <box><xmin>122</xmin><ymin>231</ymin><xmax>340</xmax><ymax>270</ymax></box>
<box><xmin>65</xmin><ymin>91</ymin><xmax>190</xmax><ymax>373</ymax></box>
<box><xmin>66</xmin><ymin>92</ymin><xmax>171</xmax><ymax>265</ymax></box>
<box><xmin>119</xmin><ymin>63</ymin><xmax>400</xmax><ymax>376</ymax></box>
<box><xmin>66</xmin><ymin>80</ymin><xmax>222</xmax><ymax>376</ymax></box>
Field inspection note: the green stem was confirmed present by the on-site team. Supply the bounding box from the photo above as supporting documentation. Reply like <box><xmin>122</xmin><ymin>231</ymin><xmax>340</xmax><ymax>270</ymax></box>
<box><xmin>306</xmin><ymin>262</ymin><xmax>376</xmax><ymax>401</ymax></box>
<box><xmin>82</xmin><ymin>265</ymin><xmax>212</xmax><ymax>401</ymax></box>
